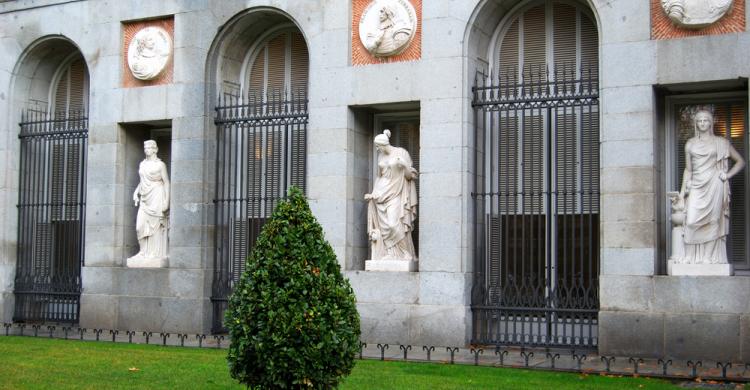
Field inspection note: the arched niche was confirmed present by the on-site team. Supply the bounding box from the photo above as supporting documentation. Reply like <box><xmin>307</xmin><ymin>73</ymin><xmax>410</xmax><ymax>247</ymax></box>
<box><xmin>464</xmin><ymin>0</ymin><xmax>599</xmax><ymax>78</ymax></box>
<box><xmin>11</xmin><ymin>36</ymin><xmax>89</xmax><ymax>114</ymax></box>
<box><xmin>206</xmin><ymin>8</ymin><xmax>309</xmax><ymax>102</ymax></box>
<box><xmin>204</xmin><ymin>8</ymin><xmax>311</xmax><ymax>333</ymax></box>
<box><xmin>5</xmin><ymin>35</ymin><xmax>90</xmax><ymax>324</ymax></box>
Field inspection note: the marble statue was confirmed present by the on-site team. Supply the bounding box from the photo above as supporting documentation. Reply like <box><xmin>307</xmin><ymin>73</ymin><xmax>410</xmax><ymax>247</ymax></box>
<box><xmin>668</xmin><ymin>109</ymin><xmax>745</xmax><ymax>276</ymax></box>
<box><xmin>127</xmin><ymin>140</ymin><xmax>170</xmax><ymax>268</ymax></box>
<box><xmin>359</xmin><ymin>0</ymin><xmax>417</xmax><ymax>57</ymax></box>
<box><xmin>127</xmin><ymin>26</ymin><xmax>172</xmax><ymax>80</ymax></box>
<box><xmin>365</xmin><ymin>129</ymin><xmax>418</xmax><ymax>272</ymax></box>
<box><xmin>661</xmin><ymin>0</ymin><xmax>733</xmax><ymax>29</ymax></box>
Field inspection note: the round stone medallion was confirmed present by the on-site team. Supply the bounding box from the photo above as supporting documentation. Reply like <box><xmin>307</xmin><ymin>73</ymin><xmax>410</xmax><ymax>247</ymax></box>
<box><xmin>358</xmin><ymin>0</ymin><xmax>417</xmax><ymax>57</ymax></box>
<box><xmin>661</xmin><ymin>0</ymin><xmax>733</xmax><ymax>29</ymax></box>
<box><xmin>127</xmin><ymin>26</ymin><xmax>172</xmax><ymax>80</ymax></box>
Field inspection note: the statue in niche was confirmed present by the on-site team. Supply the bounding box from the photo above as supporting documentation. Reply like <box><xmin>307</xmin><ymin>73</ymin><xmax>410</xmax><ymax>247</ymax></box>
<box><xmin>365</xmin><ymin>130</ymin><xmax>418</xmax><ymax>271</ymax></box>
<box><xmin>669</xmin><ymin>109</ymin><xmax>745</xmax><ymax>275</ymax></box>
<box><xmin>127</xmin><ymin>140</ymin><xmax>170</xmax><ymax>268</ymax></box>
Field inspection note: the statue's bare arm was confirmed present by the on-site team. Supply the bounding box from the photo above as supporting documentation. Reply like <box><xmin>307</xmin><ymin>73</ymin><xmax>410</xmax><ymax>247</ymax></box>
<box><xmin>161</xmin><ymin>162</ymin><xmax>170</xmax><ymax>211</ymax></box>
<box><xmin>133</xmin><ymin>183</ymin><xmax>141</xmax><ymax>206</ymax></box>
<box><xmin>723</xmin><ymin>144</ymin><xmax>746</xmax><ymax>181</ymax></box>
<box><xmin>679</xmin><ymin>140</ymin><xmax>693</xmax><ymax>198</ymax></box>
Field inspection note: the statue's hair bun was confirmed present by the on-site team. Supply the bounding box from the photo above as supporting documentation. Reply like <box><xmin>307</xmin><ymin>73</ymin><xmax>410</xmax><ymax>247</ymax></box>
<box><xmin>383</xmin><ymin>129</ymin><xmax>391</xmax><ymax>138</ymax></box>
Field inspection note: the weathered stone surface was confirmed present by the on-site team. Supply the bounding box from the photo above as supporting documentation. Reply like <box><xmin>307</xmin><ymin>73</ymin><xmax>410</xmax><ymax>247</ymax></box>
<box><xmin>357</xmin><ymin>302</ymin><xmax>411</xmax><ymax>345</ymax></box>
<box><xmin>408</xmin><ymin>305</ymin><xmax>470</xmax><ymax>347</ymax></box>
<box><xmin>651</xmin><ymin>276</ymin><xmax>750</xmax><ymax>314</ymax></box>
<box><xmin>664</xmin><ymin>313</ymin><xmax>741</xmax><ymax>362</ymax></box>
<box><xmin>116</xmin><ymin>296</ymin><xmax>207</xmax><ymax>334</ymax></box>
<box><xmin>599</xmin><ymin>275</ymin><xmax>653</xmax><ymax>312</ymax></box>
<box><xmin>418</xmin><ymin>272</ymin><xmax>470</xmax><ymax>306</ymax></box>
<box><xmin>345</xmin><ymin>270</ymin><xmax>419</xmax><ymax>304</ymax></box>
<box><xmin>600</xmin><ymin>248</ymin><xmax>655</xmax><ymax>276</ymax></box>
<box><xmin>598</xmin><ymin>311</ymin><xmax>664</xmax><ymax>358</ymax></box>
<box><xmin>0</xmin><ymin>292</ymin><xmax>14</xmax><ymax>324</ymax></box>
<box><xmin>79</xmin><ymin>294</ymin><xmax>118</xmax><ymax>330</ymax></box>
<box><xmin>742</xmin><ymin>315</ymin><xmax>750</xmax><ymax>362</ymax></box>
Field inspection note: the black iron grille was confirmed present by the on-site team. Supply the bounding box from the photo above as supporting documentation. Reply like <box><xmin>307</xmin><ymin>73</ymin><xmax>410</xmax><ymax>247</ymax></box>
<box><xmin>471</xmin><ymin>65</ymin><xmax>600</xmax><ymax>348</ymax></box>
<box><xmin>211</xmin><ymin>90</ymin><xmax>308</xmax><ymax>333</ymax></box>
<box><xmin>14</xmin><ymin>110</ymin><xmax>88</xmax><ymax>324</ymax></box>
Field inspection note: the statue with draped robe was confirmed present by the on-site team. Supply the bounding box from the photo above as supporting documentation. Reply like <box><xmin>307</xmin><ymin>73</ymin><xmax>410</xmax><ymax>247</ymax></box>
<box><xmin>127</xmin><ymin>140</ymin><xmax>170</xmax><ymax>268</ymax></box>
<box><xmin>669</xmin><ymin>109</ymin><xmax>745</xmax><ymax>275</ymax></box>
<box><xmin>364</xmin><ymin>129</ymin><xmax>418</xmax><ymax>271</ymax></box>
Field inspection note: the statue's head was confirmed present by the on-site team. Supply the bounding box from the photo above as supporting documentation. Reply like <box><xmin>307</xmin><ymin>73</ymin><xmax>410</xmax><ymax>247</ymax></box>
<box><xmin>379</xmin><ymin>5</ymin><xmax>396</xmax><ymax>22</ymax></box>
<box><xmin>693</xmin><ymin>109</ymin><xmax>714</xmax><ymax>134</ymax></box>
<box><xmin>144</xmin><ymin>139</ymin><xmax>159</xmax><ymax>156</ymax></box>
<box><xmin>374</xmin><ymin>129</ymin><xmax>391</xmax><ymax>147</ymax></box>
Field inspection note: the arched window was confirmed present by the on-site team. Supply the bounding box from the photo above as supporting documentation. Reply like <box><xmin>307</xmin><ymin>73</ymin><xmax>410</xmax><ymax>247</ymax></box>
<box><xmin>15</xmin><ymin>48</ymin><xmax>89</xmax><ymax>324</ymax></box>
<box><xmin>493</xmin><ymin>1</ymin><xmax>597</xmax><ymax>81</ymax></box>
<box><xmin>212</xmin><ymin>23</ymin><xmax>309</xmax><ymax>332</ymax></box>
<box><xmin>51</xmin><ymin>56</ymin><xmax>88</xmax><ymax>118</ymax></box>
<box><xmin>472</xmin><ymin>0</ymin><xmax>600</xmax><ymax>348</ymax></box>
<box><xmin>243</xmin><ymin>29</ymin><xmax>308</xmax><ymax>96</ymax></box>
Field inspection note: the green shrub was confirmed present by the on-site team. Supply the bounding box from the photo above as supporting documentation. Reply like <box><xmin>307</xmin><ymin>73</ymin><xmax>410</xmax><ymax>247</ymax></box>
<box><xmin>225</xmin><ymin>187</ymin><xmax>361</xmax><ymax>389</ymax></box>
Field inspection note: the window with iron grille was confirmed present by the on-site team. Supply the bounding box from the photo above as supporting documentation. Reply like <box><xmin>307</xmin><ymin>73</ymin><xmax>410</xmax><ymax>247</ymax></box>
<box><xmin>212</xmin><ymin>28</ymin><xmax>309</xmax><ymax>333</ymax></box>
<box><xmin>472</xmin><ymin>0</ymin><xmax>600</xmax><ymax>348</ymax></box>
<box><xmin>15</xmin><ymin>55</ymin><xmax>88</xmax><ymax>324</ymax></box>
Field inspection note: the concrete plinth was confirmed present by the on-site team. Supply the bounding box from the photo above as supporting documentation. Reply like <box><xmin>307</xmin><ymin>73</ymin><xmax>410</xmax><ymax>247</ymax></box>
<box><xmin>343</xmin><ymin>270</ymin><xmax>471</xmax><ymax>347</ymax></box>
<box><xmin>667</xmin><ymin>261</ymin><xmax>733</xmax><ymax>276</ymax></box>
<box><xmin>365</xmin><ymin>259</ymin><xmax>418</xmax><ymax>272</ymax></box>
<box><xmin>126</xmin><ymin>255</ymin><xmax>169</xmax><ymax>268</ymax></box>
<box><xmin>80</xmin><ymin>266</ymin><xmax>209</xmax><ymax>334</ymax></box>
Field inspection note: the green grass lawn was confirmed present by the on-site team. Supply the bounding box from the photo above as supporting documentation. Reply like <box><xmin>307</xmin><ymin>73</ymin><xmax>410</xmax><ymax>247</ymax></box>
<box><xmin>0</xmin><ymin>336</ymin><xmax>714</xmax><ymax>389</ymax></box>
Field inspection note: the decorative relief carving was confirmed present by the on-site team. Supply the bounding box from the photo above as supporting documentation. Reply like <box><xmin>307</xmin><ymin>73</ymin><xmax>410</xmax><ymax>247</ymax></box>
<box><xmin>358</xmin><ymin>0</ymin><xmax>417</xmax><ymax>57</ymax></box>
<box><xmin>661</xmin><ymin>0</ymin><xmax>733</xmax><ymax>28</ymax></box>
<box><xmin>127</xmin><ymin>26</ymin><xmax>172</xmax><ymax>81</ymax></box>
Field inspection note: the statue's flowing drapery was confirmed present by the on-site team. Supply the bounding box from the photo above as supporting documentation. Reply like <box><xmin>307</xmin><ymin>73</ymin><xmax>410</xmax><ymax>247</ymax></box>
<box><xmin>367</xmin><ymin>146</ymin><xmax>417</xmax><ymax>261</ymax></box>
<box><xmin>135</xmin><ymin>158</ymin><xmax>169</xmax><ymax>259</ymax></box>
<box><xmin>683</xmin><ymin>136</ymin><xmax>730</xmax><ymax>264</ymax></box>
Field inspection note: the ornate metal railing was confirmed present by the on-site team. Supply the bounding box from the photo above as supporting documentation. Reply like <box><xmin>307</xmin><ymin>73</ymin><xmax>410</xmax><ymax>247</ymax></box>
<box><xmin>2</xmin><ymin>322</ymin><xmax>748</xmax><ymax>383</ymax></box>
<box><xmin>14</xmin><ymin>109</ymin><xmax>87</xmax><ymax>323</ymax></box>
<box><xmin>471</xmin><ymin>65</ymin><xmax>600</xmax><ymax>348</ymax></box>
<box><xmin>211</xmin><ymin>90</ymin><xmax>308</xmax><ymax>333</ymax></box>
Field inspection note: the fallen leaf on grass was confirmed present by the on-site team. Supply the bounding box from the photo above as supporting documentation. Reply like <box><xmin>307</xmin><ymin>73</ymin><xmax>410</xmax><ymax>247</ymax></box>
<box><xmin>128</xmin><ymin>367</ymin><xmax>140</xmax><ymax>372</ymax></box>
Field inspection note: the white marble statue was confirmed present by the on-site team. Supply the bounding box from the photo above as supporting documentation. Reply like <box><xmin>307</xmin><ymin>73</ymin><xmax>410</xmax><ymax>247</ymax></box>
<box><xmin>359</xmin><ymin>0</ymin><xmax>417</xmax><ymax>57</ymax></box>
<box><xmin>669</xmin><ymin>109</ymin><xmax>745</xmax><ymax>275</ymax></box>
<box><xmin>127</xmin><ymin>26</ymin><xmax>172</xmax><ymax>80</ymax></box>
<box><xmin>365</xmin><ymin>129</ymin><xmax>418</xmax><ymax>271</ymax></box>
<box><xmin>127</xmin><ymin>140</ymin><xmax>170</xmax><ymax>268</ymax></box>
<box><xmin>661</xmin><ymin>0</ymin><xmax>733</xmax><ymax>29</ymax></box>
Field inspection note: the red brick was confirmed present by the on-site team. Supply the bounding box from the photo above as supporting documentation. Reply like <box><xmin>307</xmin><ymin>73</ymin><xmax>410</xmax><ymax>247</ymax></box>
<box><xmin>651</xmin><ymin>0</ymin><xmax>745</xmax><ymax>40</ymax></box>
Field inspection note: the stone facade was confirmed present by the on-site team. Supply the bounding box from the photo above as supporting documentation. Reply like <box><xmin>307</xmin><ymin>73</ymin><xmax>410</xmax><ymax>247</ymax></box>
<box><xmin>0</xmin><ymin>0</ymin><xmax>748</xmax><ymax>360</ymax></box>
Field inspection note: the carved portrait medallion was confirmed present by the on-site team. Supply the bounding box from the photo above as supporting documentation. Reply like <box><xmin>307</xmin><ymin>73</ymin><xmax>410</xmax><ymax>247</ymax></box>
<box><xmin>127</xmin><ymin>26</ymin><xmax>172</xmax><ymax>80</ymax></box>
<box><xmin>661</xmin><ymin>0</ymin><xmax>733</xmax><ymax>29</ymax></box>
<box><xmin>358</xmin><ymin>0</ymin><xmax>417</xmax><ymax>57</ymax></box>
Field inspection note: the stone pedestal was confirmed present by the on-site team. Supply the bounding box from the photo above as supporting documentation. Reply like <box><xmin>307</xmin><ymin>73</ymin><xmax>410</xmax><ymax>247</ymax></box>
<box><xmin>80</xmin><ymin>266</ymin><xmax>209</xmax><ymax>334</ymax></box>
<box><xmin>668</xmin><ymin>261</ymin><xmax>733</xmax><ymax>276</ymax></box>
<box><xmin>126</xmin><ymin>255</ymin><xmax>168</xmax><ymax>268</ymax></box>
<box><xmin>365</xmin><ymin>259</ymin><xmax>418</xmax><ymax>272</ymax></box>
